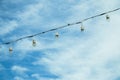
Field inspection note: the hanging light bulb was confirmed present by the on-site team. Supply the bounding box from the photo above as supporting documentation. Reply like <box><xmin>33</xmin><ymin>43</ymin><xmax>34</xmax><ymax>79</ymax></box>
<box><xmin>80</xmin><ymin>23</ymin><xmax>84</xmax><ymax>32</ymax></box>
<box><xmin>32</xmin><ymin>40</ymin><xmax>36</xmax><ymax>47</ymax></box>
<box><xmin>55</xmin><ymin>32</ymin><xmax>59</xmax><ymax>38</ymax></box>
<box><xmin>106</xmin><ymin>15</ymin><xmax>110</xmax><ymax>21</ymax></box>
<box><xmin>9</xmin><ymin>47</ymin><xmax>13</xmax><ymax>53</ymax></box>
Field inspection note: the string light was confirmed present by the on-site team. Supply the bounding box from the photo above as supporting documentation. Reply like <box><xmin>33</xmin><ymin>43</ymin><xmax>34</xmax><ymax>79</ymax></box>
<box><xmin>0</xmin><ymin>8</ymin><xmax>120</xmax><ymax>46</ymax></box>
<box><xmin>55</xmin><ymin>32</ymin><xmax>59</xmax><ymax>38</ymax></box>
<box><xmin>9</xmin><ymin>47</ymin><xmax>13</xmax><ymax>53</ymax></box>
<box><xmin>32</xmin><ymin>40</ymin><xmax>36</xmax><ymax>47</ymax></box>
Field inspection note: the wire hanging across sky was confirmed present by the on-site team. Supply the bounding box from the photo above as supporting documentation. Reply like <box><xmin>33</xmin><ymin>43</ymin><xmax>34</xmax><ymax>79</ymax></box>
<box><xmin>1</xmin><ymin>7</ymin><xmax>120</xmax><ymax>45</ymax></box>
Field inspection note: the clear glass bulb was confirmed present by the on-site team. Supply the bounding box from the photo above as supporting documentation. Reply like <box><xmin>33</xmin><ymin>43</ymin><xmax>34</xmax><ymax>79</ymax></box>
<box><xmin>32</xmin><ymin>40</ymin><xmax>36</xmax><ymax>47</ymax></box>
<box><xmin>106</xmin><ymin>15</ymin><xmax>110</xmax><ymax>21</ymax></box>
<box><xmin>80</xmin><ymin>23</ymin><xmax>84</xmax><ymax>32</ymax></box>
<box><xmin>9</xmin><ymin>47</ymin><xmax>13</xmax><ymax>53</ymax></box>
<box><xmin>55</xmin><ymin>32</ymin><xmax>59</xmax><ymax>38</ymax></box>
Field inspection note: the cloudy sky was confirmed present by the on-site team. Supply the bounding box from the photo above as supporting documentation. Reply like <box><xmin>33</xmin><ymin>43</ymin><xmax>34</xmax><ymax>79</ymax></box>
<box><xmin>0</xmin><ymin>0</ymin><xmax>120</xmax><ymax>80</ymax></box>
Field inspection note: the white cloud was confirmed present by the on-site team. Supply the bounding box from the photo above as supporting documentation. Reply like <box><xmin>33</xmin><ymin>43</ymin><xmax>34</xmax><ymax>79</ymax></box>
<box><xmin>0</xmin><ymin>20</ymin><xmax>18</xmax><ymax>35</ymax></box>
<box><xmin>11</xmin><ymin>65</ymin><xmax>28</xmax><ymax>74</ymax></box>
<box><xmin>14</xmin><ymin>76</ymin><xmax>24</xmax><ymax>80</ymax></box>
<box><xmin>17</xmin><ymin>2</ymin><xmax>43</xmax><ymax>27</ymax></box>
<box><xmin>0</xmin><ymin>64</ymin><xmax>5</xmax><ymax>71</ymax></box>
<box><xmin>31</xmin><ymin>73</ymin><xmax>57</xmax><ymax>80</ymax></box>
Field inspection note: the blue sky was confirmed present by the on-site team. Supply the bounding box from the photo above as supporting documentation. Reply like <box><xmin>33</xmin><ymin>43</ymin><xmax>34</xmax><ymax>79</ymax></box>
<box><xmin>0</xmin><ymin>0</ymin><xmax>120</xmax><ymax>80</ymax></box>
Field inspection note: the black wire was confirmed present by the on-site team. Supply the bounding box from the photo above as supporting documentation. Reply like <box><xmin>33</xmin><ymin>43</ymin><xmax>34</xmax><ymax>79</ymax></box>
<box><xmin>1</xmin><ymin>8</ymin><xmax>120</xmax><ymax>45</ymax></box>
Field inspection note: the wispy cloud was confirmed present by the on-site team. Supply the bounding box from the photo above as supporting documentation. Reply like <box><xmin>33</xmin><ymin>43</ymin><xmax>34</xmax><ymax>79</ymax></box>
<box><xmin>0</xmin><ymin>64</ymin><xmax>5</xmax><ymax>71</ymax></box>
<box><xmin>11</xmin><ymin>65</ymin><xmax>28</xmax><ymax>74</ymax></box>
<box><xmin>14</xmin><ymin>76</ymin><xmax>24</xmax><ymax>80</ymax></box>
<box><xmin>0</xmin><ymin>20</ymin><xmax>18</xmax><ymax>35</ymax></box>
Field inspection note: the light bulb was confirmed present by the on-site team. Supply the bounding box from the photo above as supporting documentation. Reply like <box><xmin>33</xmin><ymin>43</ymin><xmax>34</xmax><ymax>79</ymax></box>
<box><xmin>32</xmin><ymin>40</ymin><xmax>36</xmax><ymax>47</ymax></box>
<box><xmin>55</xmin><ymin>32</ymin><xmax>59</xmax><ymax>38</ymax></box>
<box><xmin>80</xmin><ymin>23</ymin><xmax>84</xmax><ymax>32</ymax></box>
<box><xmin>9</xmin><ymin>47</ymin><xmax>13</xmax><ymax>53</ymax></box>
<box><xmin>106</xmin><ymin>15</ymin><xmax>110</xmax><ymax>21</ymax></box>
